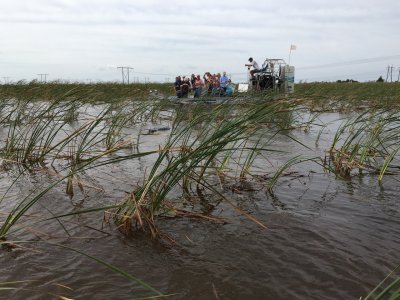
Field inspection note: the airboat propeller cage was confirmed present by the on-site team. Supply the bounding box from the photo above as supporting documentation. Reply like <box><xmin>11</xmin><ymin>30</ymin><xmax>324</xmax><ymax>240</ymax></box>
<box><xmin>246</xmin><ymin>58</ymin><xmax>295</xmax><ymax>93</ymax></box>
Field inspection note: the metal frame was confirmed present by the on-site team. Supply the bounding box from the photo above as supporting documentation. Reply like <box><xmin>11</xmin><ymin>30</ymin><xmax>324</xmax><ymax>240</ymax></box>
<box><xmin>249</xmin><ymin>58</ymin><xmax>288</xmax><ymax>92</ymax></box>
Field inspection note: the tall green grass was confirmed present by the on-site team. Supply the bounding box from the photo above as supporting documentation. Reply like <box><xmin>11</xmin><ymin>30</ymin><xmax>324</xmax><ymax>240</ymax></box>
<box><xmin>326</xmin><ymin>109</ymin><xmax>400</xmax><ymax>181</ymax></box>
<box><xmin>292</xmin><ymin>82</ymin><xmax>400</xmax><ymax>111</ymax></box>
<box><xmin>114</xmin><ymin>101</ymin><xmax>306</xmax><ymax>236</ymax></box>
<box><xmin>0</xmin><ymin>81</ymin><xmax>173</xmax><ymax>104</ymax></box>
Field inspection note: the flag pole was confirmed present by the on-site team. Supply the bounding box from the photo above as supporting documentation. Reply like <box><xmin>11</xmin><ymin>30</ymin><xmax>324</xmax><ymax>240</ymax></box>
<box><xmin>288</xmin><ymin>44</ymin><xmax>296</xmax><ymax>65</ymax></box>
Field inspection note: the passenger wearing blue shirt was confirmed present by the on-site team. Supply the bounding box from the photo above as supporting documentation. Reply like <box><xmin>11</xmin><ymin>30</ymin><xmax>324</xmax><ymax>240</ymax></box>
<box><xmin>219</xmin><ymin>71</ymin><xmax>229</xmax><ymax>91</ymax></box>
<box><xmin>224</xmin><ymin>81</ymin><xmax>234</xmax><ymax>96</ymax></box>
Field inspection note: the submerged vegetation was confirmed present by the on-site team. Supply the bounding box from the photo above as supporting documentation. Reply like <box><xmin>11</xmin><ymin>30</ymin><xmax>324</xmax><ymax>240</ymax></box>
<box><xmin>0</xmin><ymin>81</ymin><xmax>399</xmax><ymax>298</ymax></box>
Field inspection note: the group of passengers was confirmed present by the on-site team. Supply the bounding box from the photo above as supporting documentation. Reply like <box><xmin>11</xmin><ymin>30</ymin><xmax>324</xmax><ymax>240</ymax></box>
<box><xmin>174</xmin><ymin>71</ymin><xmax>234</xmax><ymax>98</ymax></box>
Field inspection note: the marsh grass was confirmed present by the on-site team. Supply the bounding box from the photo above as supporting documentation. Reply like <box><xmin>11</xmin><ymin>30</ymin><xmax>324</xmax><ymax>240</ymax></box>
<box><xmin>0</xmin><ymin>99</ymin><xmax>165</xmax><ymax>168</ymax></box>
<box><xmin>0</xmin><ymin>96</ymin><xmax>177</xmax><ymax>239</ymax></box>
<box><xmin>113</xmin><ymin>101</ymin><xmax>308</xmax><ymax>236</ymax></box>
<box><xmin>104</xmin><ymin>105</ymin><xmax>132</xmax><ymax>150</ymax></box>
<box><xmin>2</xmin><ymin>81</ymin><xmax>400</xmax><ymax>108</ymax></box>
<box><xmin>1</xmin><ymin>101</ymin><xmax>69</xmax><ymax>166</ymax></box>
<box><xmin>0</xmin><ymin>82</ymin><xmax>174</xmax><ymax>104</ymax></box>
<box><xmin>292</xmin><ymin>82</ymin><xmax>400</xmax><ymax>111</ymax></box>
<box><xmin>326</xmin><ymin>109</ymin><xmax>400</xmax><ymax>180</ymax></box>
<box><xmin>1</xmin><ymin>101</ymin><xmax>96</xmax><ymax>168</ymax></box>
<box><xmin>0</xmin><ymin>145</ymin><xmax>161</xmax><ymax>240</ymax></box>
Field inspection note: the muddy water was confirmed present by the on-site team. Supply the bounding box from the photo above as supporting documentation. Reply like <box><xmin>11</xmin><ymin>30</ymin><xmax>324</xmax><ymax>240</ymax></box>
<box><xmin>0</xmin><ymin>109</ymin><xmax>399</xmax><ymax>300</ymax></box>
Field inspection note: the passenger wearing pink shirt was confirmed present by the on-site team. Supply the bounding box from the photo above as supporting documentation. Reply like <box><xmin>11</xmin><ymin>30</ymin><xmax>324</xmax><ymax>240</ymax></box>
<box><xmin>194</xmin><ymin>75</ymin><xmax>204</xmax><ymax>98</ymax></box>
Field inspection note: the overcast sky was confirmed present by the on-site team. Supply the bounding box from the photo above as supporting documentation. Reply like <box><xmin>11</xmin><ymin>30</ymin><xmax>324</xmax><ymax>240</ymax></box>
<box><xmin>1</xmin><ymin>0</ymin><xmax>400</xmax><ymax>83</ymax></box>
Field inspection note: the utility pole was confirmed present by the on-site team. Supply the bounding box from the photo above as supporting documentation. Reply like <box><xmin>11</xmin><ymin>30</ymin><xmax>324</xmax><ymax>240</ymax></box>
<box><xmin>397</xmin><ymin>67</ymin><xmax>400</xmax><ymax>82</ymax></box>
<box><xmin>386</xmin><ymin>65</ymin><xmax>390</xmax><ymax>82</ymax></box>
<box><xmin>288</xmin><ymin>44</ymin><xmax>296</xmax><ymax>65</ymax></box>
<box><xmin>117</xmin><ymin>66</ymin><xmax>134</xmax><ymax>84</ymax></box>
<box><xmin>38</xmin><ymin>73</ymin><xmax>49</xmax><ymax>83</ymax></box>
<box><xmin>390</xmin><ymin>65</ymin><xmax>394</xmax><ymax>82</ymax></box>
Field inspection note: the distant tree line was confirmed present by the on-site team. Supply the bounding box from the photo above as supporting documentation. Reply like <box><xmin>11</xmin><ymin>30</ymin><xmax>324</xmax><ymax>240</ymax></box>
<box><xmin>336</xmin><ymin>79</ymin><xmax>359</xmax><ymax>83</ymax></box>
<box><xmin>335</xmin><ymin>77</ymin><xmax>390</xmax><ymax>83</ymax></box>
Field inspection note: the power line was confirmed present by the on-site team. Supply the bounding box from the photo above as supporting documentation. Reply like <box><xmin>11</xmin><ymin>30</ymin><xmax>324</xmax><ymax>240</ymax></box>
<box><xmin>133</xmin><ymin>71</ymin><xmax>175</xmax><ymax>76</ymax></box>
<box><xmin>298</xmin><ymin>54</ymin><xmax>400</xmax><ymax>70</ymax></box>
<box><xmin>299</xmin><ymin>69</ymin><xmax>384</xmax><ymax>82</ymax></box>
<box><xmin>227</xmin><ymin>54</ymin><xmax>400</xmax><ymax>77</ymax></box>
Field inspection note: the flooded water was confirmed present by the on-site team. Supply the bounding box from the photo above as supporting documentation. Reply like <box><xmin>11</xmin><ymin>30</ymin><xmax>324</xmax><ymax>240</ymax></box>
<box><xmin>0</xmin><ymin>105</ymin><xmax>399</xmax><ymax>300</ymax></box>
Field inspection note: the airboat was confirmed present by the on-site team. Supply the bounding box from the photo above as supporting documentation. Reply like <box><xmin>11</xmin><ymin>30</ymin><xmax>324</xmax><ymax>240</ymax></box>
<box><xmin>240</xmin><ymin>58</ymin><xmax>295</xmax><ymax>93</ymax></box>
<box><xmin>167</xmin><ymin>58</ymin><xmax>295</xmax><ymax>105</ymax></box>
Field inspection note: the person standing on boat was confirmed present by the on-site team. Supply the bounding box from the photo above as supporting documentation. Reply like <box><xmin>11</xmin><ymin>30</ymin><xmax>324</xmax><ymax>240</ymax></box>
<box><xmin>245</xmin><ymin>57</ymin><xmax>260</xmax><ymax>80</ymax></box>
<box><xmin>194</xmin><ymin>75</ymin><xmax>204</xmax><ymax>98</ymax></box>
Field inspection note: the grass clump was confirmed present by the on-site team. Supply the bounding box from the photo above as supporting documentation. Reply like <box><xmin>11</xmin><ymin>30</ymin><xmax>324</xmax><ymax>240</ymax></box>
<box><xmin>326</xmin><ymin>109</ymin><xmax>400</xmax><ymax>181</ymax></box>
